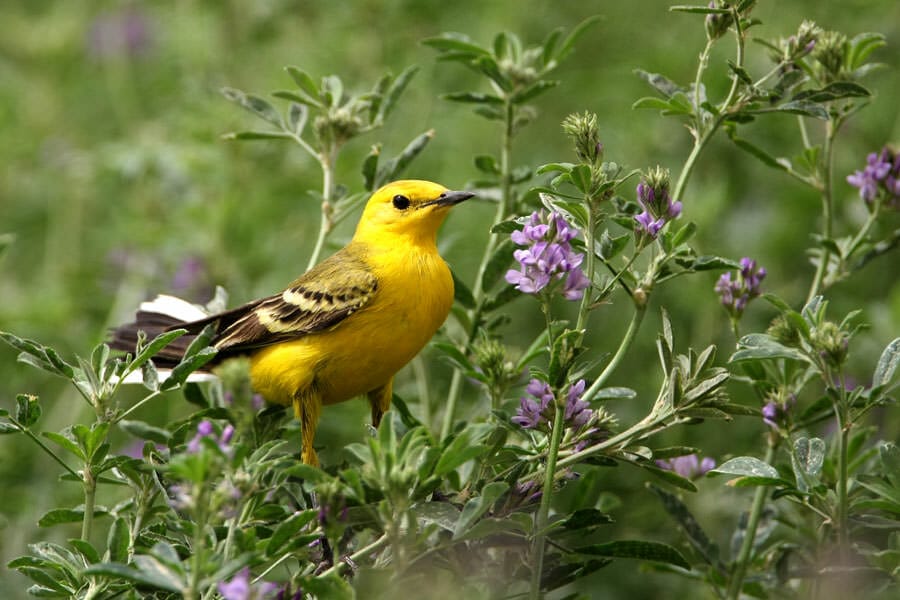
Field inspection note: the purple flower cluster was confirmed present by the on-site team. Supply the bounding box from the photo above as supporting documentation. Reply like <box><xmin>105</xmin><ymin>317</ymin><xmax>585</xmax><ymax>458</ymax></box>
<box><xmin>218</xmin><ymin>567</ymin><xmax>280</xmax><ymax>600</ymax></box>
<box><xmin>847</xmin><ymin>146</ymin><xmax>900</xmax><ymax>209</ymax></box>
<box><xmin>187</xmin><ymin>420</ymin><xmax>235</xmax><ymax>455</ymax></box>
<box><xmin>715</xmin><ymin>257</ymin><xmax>767</xmax><ymax>318</ymax></box>
<box><xmin>634</xmin><ymin>170</ymin><xmax>682</xmax><ymax>243</ymax></box>
<box><xmin>512</xmin><ymin>378</ymin><xmax>592</xmax><ymax>431</ymax></box>
<box><xmin>505</xmin><ymin>211</ymin><xmax>590</xmax><ymax>300</ymax></box>
<box><xmin>655</xmin><ymin>454</ymin><xmax>716</xmax><ymax>480</ymax></box>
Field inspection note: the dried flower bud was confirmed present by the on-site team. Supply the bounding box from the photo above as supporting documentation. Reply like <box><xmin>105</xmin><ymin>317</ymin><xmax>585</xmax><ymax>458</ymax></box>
<box><xmin>810</xmin><ymin>321</ymin><xmax>849</xmax><ymax>368</ymax></box>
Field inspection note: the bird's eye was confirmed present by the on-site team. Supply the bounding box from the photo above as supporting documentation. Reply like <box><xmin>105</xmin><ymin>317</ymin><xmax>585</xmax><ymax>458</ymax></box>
<box><xmin>392</xmin><ymin>194</ymin><xmax>411</xmax><ymax>210</ymax></box>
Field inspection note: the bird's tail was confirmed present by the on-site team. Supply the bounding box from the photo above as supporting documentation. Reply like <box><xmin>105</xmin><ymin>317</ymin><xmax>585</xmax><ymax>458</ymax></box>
<box><xmin>110</xmin><ymin>295</ymin><xmax>212</xmax><ymax>368</ymax></box>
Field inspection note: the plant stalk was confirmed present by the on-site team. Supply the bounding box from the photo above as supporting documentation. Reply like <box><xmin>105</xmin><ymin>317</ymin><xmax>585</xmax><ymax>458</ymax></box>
<box><xmin>529</xmin><ymin>395</ymin><xmax>567</xmax><ymax>600</ymax></box>
<box><xmin>583</xmin><ymin>304</ymin><xmax>647</xmax><ymax>403</ymax></box>
<box><xmin>441</xmin><ymin>99</ymin><xmax>515</xmax><ymax>440</ymax></box>
<box><xmin>726</xmin><ymin>440</ymin><xmax>777</xmax><ymax>600</ymax></box>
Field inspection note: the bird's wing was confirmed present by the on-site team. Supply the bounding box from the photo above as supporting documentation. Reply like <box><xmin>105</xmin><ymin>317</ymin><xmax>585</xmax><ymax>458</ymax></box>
<box><xmin>182</xmin><ymin>247</ymin><xmax>378</xmax><ymax>354</ymax></box>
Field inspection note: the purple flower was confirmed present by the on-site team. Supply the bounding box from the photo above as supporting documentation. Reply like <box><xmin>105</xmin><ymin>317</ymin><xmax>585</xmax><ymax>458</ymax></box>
<box><xmin>512</xmin><ymin>379</ymin><xmax>554</xmax><ymax>429</ymax></box>
<box><xmin>506</xmin><ymin>211</ymin><xmax>590</xmax><ymax>301</ymax></box>
<box><xmin>763</xmin><ymin>394</ymin><xmax>796</xmax><ymax>430</ymax></box>
<box><xmin>656</xmin><ymin>454</ymin><xmax>716</xmax><ymax>480</ymax></box>
<box><xmin>512</xmin><ymin>378</ymin><xmax>594</xmax><ymax>433</ymax></box>
<box><xmin>634</xmin><ymin>168</ymin><xmax>681</xmax><ymax>243</ymax></box>
<box><xmin>847</xmin><ymin>146</ymin><xmax>900</xmax><ymax>209</ymax></box>
<box><xmin>564</xmin><ymin>379</ymin><xmax>592</xmax><ymax>429</ymax></box>
<box><xmin>218</xmin><ymin>567</ymin><xmax>279</xmax><ymax>600</ymax></box>
<box><xmin>186</xmin><ymin>420</ymin><xmax>235</xmax><ymax>456</ymax></box>
<box><xmin>715</xmin><ymin>257</ymin><xmax>766</xmax><ymax>318</ymax></box>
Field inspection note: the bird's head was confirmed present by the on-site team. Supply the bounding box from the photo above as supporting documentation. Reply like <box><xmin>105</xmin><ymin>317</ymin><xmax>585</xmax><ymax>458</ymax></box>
<box><xmin>353</xmin><ymin>180</ymin><xmax>474</xmax><ymax>245</ymax></box>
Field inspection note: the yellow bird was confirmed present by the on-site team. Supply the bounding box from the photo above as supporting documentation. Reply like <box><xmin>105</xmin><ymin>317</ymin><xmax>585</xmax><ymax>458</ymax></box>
<box><xmin>112</xmin><ymin>180</ymin><xmax>473</xmax><ymax>465</ymax></box>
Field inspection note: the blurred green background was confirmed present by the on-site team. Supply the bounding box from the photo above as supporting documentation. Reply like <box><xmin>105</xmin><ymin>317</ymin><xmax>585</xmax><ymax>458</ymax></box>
<box><xmin>1</xmin><ymin>1</ymin><xmax>898</xmax><ymax>597</ymax></box>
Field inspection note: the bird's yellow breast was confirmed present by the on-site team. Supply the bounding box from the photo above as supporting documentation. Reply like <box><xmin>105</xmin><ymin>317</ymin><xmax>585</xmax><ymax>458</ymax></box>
<box><xmin>247</xmin><ymin>242</ymin><xmax>453</xmax><ymax>406</ymax></box>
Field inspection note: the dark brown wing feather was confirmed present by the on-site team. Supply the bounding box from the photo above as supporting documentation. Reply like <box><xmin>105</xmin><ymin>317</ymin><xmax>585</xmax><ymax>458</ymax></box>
<box><xmin>111</xmin><ymin>245</ymin><xmax>378</xmax><ymax>365</ymax></box>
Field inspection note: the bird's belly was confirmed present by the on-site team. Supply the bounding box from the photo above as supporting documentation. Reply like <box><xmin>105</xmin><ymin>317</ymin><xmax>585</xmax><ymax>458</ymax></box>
<box><xmin>247</xmin><ymin>301</ymin><xmax>446</xmax><ymax>406</ymax></box>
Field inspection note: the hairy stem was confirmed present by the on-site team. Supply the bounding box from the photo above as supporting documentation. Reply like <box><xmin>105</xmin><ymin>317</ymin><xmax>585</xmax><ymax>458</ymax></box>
<box><xmin>82</xmin><ymin>467</ymin><xmax>96</xmax><ymax>541</ymax></box>
<box><xmin>726</xmin><ymin>440</ymin><xmax>777</xmax><ymax>600</ymax></box>
<box><xmin>307</xmin><ymin>148</ymin><xmax>337</xmax><ymax>271</ymax></box>
<box><xmin>529</xmin><ymin>395</ymin><xmax>567</xmax><ymax>600</ymax></box>
<box><xmin>834</xmin><ymin>374</ymin><xmax>851</xmax><ymax>562</ymax></box>
<box><xmin>807</xmin><ymin>118</ymin><xmax>841</xmax><ymax>303</ymax></box>
<box><xmin>441</xmin><ymin>99</ymin><xmax>515</xmax><ymax>440</ymax></box>
<box><xmin>583</xmin><ymin>304</ymin><xmax>647</xmax><ymax>403</ymax></box>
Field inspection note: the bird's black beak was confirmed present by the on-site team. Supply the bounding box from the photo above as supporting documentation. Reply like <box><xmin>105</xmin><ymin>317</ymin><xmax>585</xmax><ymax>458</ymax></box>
<box><xmin>422</xmin><ymin>190</ymin><xmax>475</xmax><ymax>208</ymax></box>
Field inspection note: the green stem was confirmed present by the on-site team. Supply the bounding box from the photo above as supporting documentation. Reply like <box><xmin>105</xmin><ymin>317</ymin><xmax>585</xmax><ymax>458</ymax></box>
<box><xmin>529</xmin><ymin>395</ymin><xmax>567</xmax><ymax>600</ymax></box>
<box><xmin>307</xmin><ymin>149</ymin><xmax>337</xmax><ymax>271</ymax></box>
<box><xmin>114</xmin><ymin>390</ymin><xmax>161</xmax><ymax>424</ymax></box>
<box><xmin>673</xmin><ymin>12</ymin><xmax>745</xmax><ymax>205</ymax></box>
<box><xmin>186</xmin><ymin>483</ymin><xmax>208</xmax><ymax>600</ymax></box>
<box><xmin>320</xmin><ymin>533</ymin><xmax>390</xmax><ymax>577</ymax></box>
<box><xmin>12</xmin><ymin>420</ymin><xmax>80</xmax><ymax>479</ymax></box>
<box><xmin>441</xmin><ymin>99</ymin><xmax>515</xmax><ymax>440</ymax></box>
<box><xmin>726</xmin><ymin>439</ymin><xmax>777</xmax><ymax>600</ymax></box>
<box><xmin>82</xmin><ymin>467</ymin><xmax>96</xmax><ymax>541</ymax></box>
<box><xmin>806</xmin><ymin>118</ymin><xmax>841</xmax><ymax>303</ymax></box>
<box><xmin>582</xmin><ymin>304</ymin><xmax>647</xmax><ymax>403</ymax></box>
<box><xmin>833</xmin><ymin>374</ymin><xmax>851</xmax><ymax>563</ymax></box>
<box><xmin>575</xmin><ymin>208</ymin><xmax>596</xmax><ymax>334</ymax></box>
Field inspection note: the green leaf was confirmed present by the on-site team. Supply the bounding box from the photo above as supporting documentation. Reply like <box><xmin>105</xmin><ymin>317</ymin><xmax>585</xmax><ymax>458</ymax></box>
<box><xmin>285</xmin><ymin>66</ymin><xmax>321</xmax><ymax>102</ymax></box>
<box><xmin>634</xmin><ymin>70</ymin><xmax>682</xmax><ymax>98</ymax></box>
<box><xmin>83</xmin><ymin>561</ymin><xmax>183</xmax><ymax>593</ymax></box>
<box><xmin>374</xmin><ymin>130</ymin><xmax>433</xmax><ymax>187</ymax></box>
<box><xmin>648</xmin><ymin>483</ymin><xmax>720</xmax><ymax>566</ymax></box>
<box><xmin>553</xmin><ymin>15</ymin><xmax>603</xmax><ymax>65</ymax></box>
<box><xmin>119</xmin><ymin>420</ymin><xmax>172</xmax><ymax>444</ymax></box>
<box><xmin>730</xmin><ymin>333</ymin><xmax>809</xmax><ymax>363</ymax></box>
<box><xmin>511</xmin><ymin>80</ymin><xmax>559</xmax><ymax>104</ymax></box>
<box><xmin>434</xmin><ymin>423</ymin><xmax>495</xmax><ymax>476</ymax></box>
<box><xmin>632</xmin><ymin>96</ymin><xmax>676</xmax><ymax>111</ymax></box>
<box><xmin>771</xmin><ymin>100</ymin><xmax>829</xmax><ymax>120</ymax></box>
<box><xmin>727</xmin><ymin>130</ymin><xmax>788</xmax><ymax>171</ymax></box>
<box><xmin>39</xmin><ymin>507</ymin><xmax>108</xmax><ymax>527</ymax></box>
<box><xmin>412</xmin><ymin>501</ymin><xmax>461</xmax><ymax>532</ymax></box>
<box><xmin>287</xmin><ymin>102</ymin><xmax>308</xmax><ymax>135</ymax></box>
<box><xmin>880</xmin><ymin>442</ymin><xmax>900</xmax><ymax>475</ymax></box>
<box><xmin>266</xmin><ymin>510</ymin><xmax>318</xmax><ymax>556</ymax></box>
<box><xmin>16</xmin><ymin>394</ymin><xmax>41</xmax><ymax>427</ymax></box>
<box><xmin>295</xmin><ymin>574</ymin><xmax>355</xmax><ymax>600</ymax></box>
<box><xmin>107</xmin><ymin>518</ymin><xmax>130</xmax><ymax>563</ymax></box>
<box><xmin>361</xmin><ymin>144</ymin><xmax>380</xmax><ymax>191</ymax></box>
<box><xmin>161</xmin><ymin>347</ymin><xmax>218</xmax><ymax>391</ymax></box>
<box><xmin>378</xmin><ymin>65</ymin><xmax>419</xmax><ymax>122</ymax></box>
<box><xmin>42</xmin><ymin>431</ymin><xmax>84</xmax><ymax>460</ymax></box>
<box><xmin>639</xmin><ymin>463</ymin><xmax>698</xmax><ymax>492</ymax></box>
<box><xmin>792</xmin><ymin>81</ymin><xmax>871</xmax><ymax>103</ymax></box>
<box><xmin>575</xmin><ymin>540</ymin><xmax>690</xmax><ymax>569</ymax></box>
<box><xmin>421</xmin><ymin>33</ymin><xmax>491</xmax><ymax>57</ymax></box>
<box><xmin>669</xmin><ymin>5</ymin><xmax>732</xmax><ymax>14</ymax></box>
<box><xmin>792</xmin><ymin>436</ymin><xmax>825</xmax><ymax>493</ymax></box>
<box><xmin>474</xmin><ymin>154</ymin><xmax>500</xmax><ymax>175</ymax></box>
<box><xmin>711</xmin><ymin>456</ymin><xmax>779</xmax><ymax>479</ymax></box>
<box><xmin>442</xmin><ymin>91</ymin><xmax>504</xmax><ymax>104</ymax></box>
<box><xmin>873</xmin><ymin>337</ymin><xmax>900</xmax><ymax>388</ymax></box>
<box><xmin>846</xmin><ymin>32</ymin><xmax>886</xmax><ymax>70</ymax></box>
<box><xmin>221</xmin><ymin>87</ymin><xmax>283</xmax><ymax>126</ymax></box>
<box><xmin>128</xmin><ymin>329</ymin><xmax>187</xmax><ymax>371</ymax></box>
<box><xmin>591</xmin><ymin>387</ymin><xmax>637</xmax><ymax>400</ymax></box>
<box><xmin>69</xmin><ymin>538</ymin><xmax>100</xmax><ymax>564</ymax></box>
<box><xmin>221</xmin><ymin>131</ymin><xmax>292</xmax><ymax>141</ymax></box>
<box><xmin>453</xmin><ymin>481</ymin><xmax>508</xmax><ymax>539</ymax></box>
<box><xmin>451</xmin><ymin>270</ymin><xmax>476</xmax><ymax>309</ymax></box>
